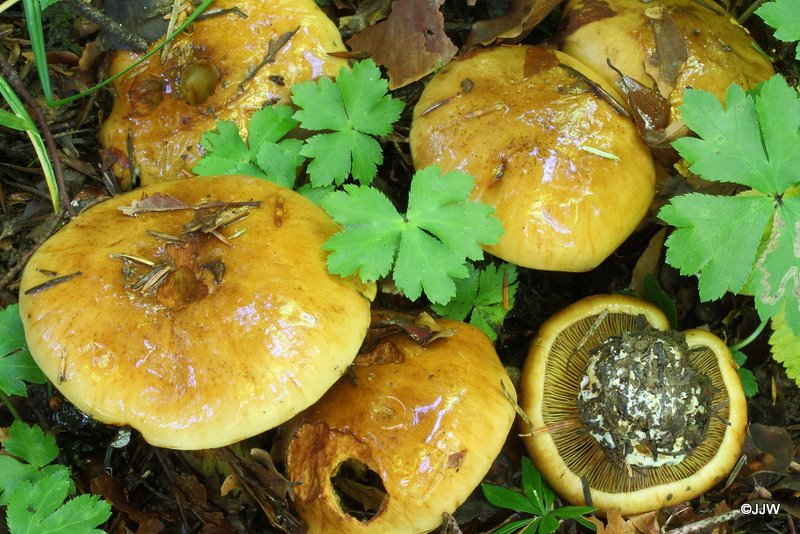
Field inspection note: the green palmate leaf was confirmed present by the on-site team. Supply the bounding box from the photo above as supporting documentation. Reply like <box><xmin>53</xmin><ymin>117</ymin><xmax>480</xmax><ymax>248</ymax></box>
<box><xmin>748</xmin><ymin>196</ymin><xmax>800</xmax><ymax>331</ymax></box>
<box><xmin>662</xmin><ymin>76</ymin><xmax>800</xmax><ymax>333</ymax></box>
<box><xmin>292</xmin><ymin>59</ymin><xmax>403</xmax><ymax>186</ymax></box>
<box><xmin>492</xmin><ymin>518</ymin><xmax>537</xmax><ymax>534</ymax></box>
<box><xmin>431</xmin><ymin>263</ymin><xmax>518</xmax><ymax>341</ymax></box>
<box><xmin>756</xmin><ymin>0</ymin><xmax>800</xmax><ymax>59</ymax></box>
<box><xmin>770</xmin><ymin>310</ymin><xmax>800</xmax><ymax>386</ymax></box>
<box><xmin>3</xmin><ymin>421</ymin><xmax>59</xmax><ymax>468</ymax></box>
<box><xmin>193</xmin><ymin>107</ymin><xmax>304</xmax><ymax>187</ymax></box>
<box><xmin>322</xmin><ymin>166</ymin><xmax>503</xmax><ymax>304</ymax></box>
<box><xmin>0</xmin><ymin>304</ymin><xmax>47</xmax><ymax>397</ymax></box>
<box><xmin>660</xmin><ymin>194</ymin><xmax>774</xmax><ymax>301</ymax></box>
<box><xmin>6</xmin><ymin>470</ymin><xmax>111</xmax><ymax>534</ymax></box>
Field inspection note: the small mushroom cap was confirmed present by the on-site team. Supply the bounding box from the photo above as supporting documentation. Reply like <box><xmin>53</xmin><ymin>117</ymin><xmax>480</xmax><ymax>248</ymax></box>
<box><xmin>98</xmin><ymin>0</ymin><xmax>346</xmax><ymax>188</ymax></box>
<box><xmin>410</xmin><ymin>46</ymin><xmax>656</xmax><ymax>272</ymax></box>
<box><xmin>559</xmin><ymin>0</ymin><xmax>774</xmax><ymax>124</ymax></box>
<box><xmin>284</xmin><ymin>316</ymin><xmax>516</xmax><ymax>533</ymax></box>
<box><xmin>520</xmin><ymin>295</ymin><xmax>747</xmax><ymax>515</ymax></box>
<box><xmin>19</xmin><ymin>175</ymin><xmax>375</xmax><ymax>450</ymax></box>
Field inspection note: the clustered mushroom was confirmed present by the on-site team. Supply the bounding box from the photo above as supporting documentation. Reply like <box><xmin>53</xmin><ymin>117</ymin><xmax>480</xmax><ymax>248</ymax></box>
<box><xmin>410</xmin><ymin>45</ymin><xmax>657</xmax><ymax>272</ymax></box>
<box><xmin>19</xmin><ymin>174</ymin><xmax>375</xmax><ymax>450</ymax></box>
<box><xmin>98</xmin><ymin>0</ymin><xmax>346</xmax><ymax>188</ymax></box>
<box><xmin>520</xmin><ymin>295</ymin><xmax>747</xmax><ymax>515</ymax></box>
<box><xmin>282</xmin><ymin>314</ymin><xmax>516</xmax><ymax>533</ymax></box>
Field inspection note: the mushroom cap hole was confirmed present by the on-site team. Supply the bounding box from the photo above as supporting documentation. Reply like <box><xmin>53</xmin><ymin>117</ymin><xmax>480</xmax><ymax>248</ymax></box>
<box><xmin>331</xmin><ymin>459</ymin><xmax>388</xmax><ymax>522</ymax></box>
<box><xmin>520</xmin><ymin>294</ymin><xmax>746</xmax><ymax>515</ymax></box>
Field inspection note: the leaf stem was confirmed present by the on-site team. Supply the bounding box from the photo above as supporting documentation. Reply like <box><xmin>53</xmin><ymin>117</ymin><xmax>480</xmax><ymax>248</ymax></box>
<box><xmin>730</xmin><ymin>318</ymin><xmax>769</xmax><ymax>352</ymax></box>
<box><xmin>0</xmin><ymin>390</ymin><xmax>23</xmax><ymax>420</ymax></box>
<box><xmin>737</xmin><ymin>0</ymin><xmax>768</xmax><ymax>24</ymax></box>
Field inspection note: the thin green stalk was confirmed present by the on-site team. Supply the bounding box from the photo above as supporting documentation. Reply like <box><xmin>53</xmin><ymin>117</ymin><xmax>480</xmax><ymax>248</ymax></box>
<box><xmin>730</xmin><ymin>318</ymin><xmax>769</xmax><ymax>352</ymax></box>
<box><xmin>0</xmin><ymin>71</ymin><xmax>62</xmax><ymax>213</ymax></box>
<box><xmin>0</xmin><ymin>390</ymin><xmax>23</xmax><ymax>420</ymax></box>
<box><xmin>25</xmin><ymin>0</ymin><xmax>213</xmax><ymax>107</ymax></box>
<box><xmin>738</xmin><ymin>0</ymin><xmax>768</xmax><ymax>24</ymax></box>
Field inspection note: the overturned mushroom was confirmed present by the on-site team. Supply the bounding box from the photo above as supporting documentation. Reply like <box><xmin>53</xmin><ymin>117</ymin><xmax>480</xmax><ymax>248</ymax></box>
<box><xmin>410</xmin><ymin>46</ymin><xmax>656</xmax><ymax>272</ymax></box>
<box><xmin>19</xmin><ymin>175</ymin><xmax>375</xmax><ymax>450</ymax></box>
<box><xmin>520</xmin><ymin>295</ymin><xmax>746</xmax><ymax>515</ymax></box>
<box><xmin>98</xmin><ymin>0</ymin><xmax>347</xmax><ymax>188</ymax></box>
<box><xmin>283</xmin><ymin>314</ymin><xmax>516</xmax><ymax>533</ymax></box>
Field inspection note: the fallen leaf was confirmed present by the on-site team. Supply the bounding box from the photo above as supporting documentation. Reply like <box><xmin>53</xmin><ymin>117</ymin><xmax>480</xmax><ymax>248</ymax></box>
<box><xmin>339</xmin><ymin>0</ymin><xmax>392</xmax><ymax>36</ymax></box>
<box><xmin>466</xmin><ymin>0</ymin><xmax>562</xmax><ymax>47</ymax></box>
<box><xmin>118</xmin><ymin>192</ymin><xmax>191</xmax><ymax>216</ymax></box>
<box><xmin>347</xmin><ymin>0</ymin><xmax>457</xmax><ymax>89</ymax></box>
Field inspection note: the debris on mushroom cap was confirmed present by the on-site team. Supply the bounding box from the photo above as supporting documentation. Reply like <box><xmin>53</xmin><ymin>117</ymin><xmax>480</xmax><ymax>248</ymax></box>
<box><xmin>558</xmin><ymin>0</ymin><xmax>774</xmax><ymax>128</ymax></box>
<box><xmin>409</xmin><ymin>45</ymin><xmax>656</xmax><ymax>272</ymax></box>
<box><xmin>283</xmin><ymin>314</ymin><xmax>517</xmax><ymax>533</ymax></box>
<box><xmin>18</xmin><ymin>175</ymin><xmax>376</xmax><ymax>450</ymax></box>
<box><xmin>520</xmin><ymin>294</ymin><xmax>747</xmax><ymax>515</ymax></box>
<box><xmin>98</xmin><ymin>0</ymin><xmax>347</xmax><ymax>189</ymax></box>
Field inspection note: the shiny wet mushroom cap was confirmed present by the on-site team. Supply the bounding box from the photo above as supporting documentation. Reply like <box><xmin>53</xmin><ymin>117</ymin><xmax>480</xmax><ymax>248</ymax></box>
<box><xmin>18</xmin><ymin>175</ymin><xmax>375</xmax><ymax>450</ymax></box>
<box><xmin>283</xmin><ymin>315</ymin><xmax>516</xmax><ymax>533</ymax></box>
<box><xmin>520</xmin><ymin>295</ymin><xmax>747</xmax><ymax>515</ymax></box>
<box><xmin>410</xmin><ymin>45</ymin><xmax>656</xmax><ymax>272</ymax></box>
<box><xmin>558</xmin><ymin>0</ymin><xmax>774</xmax><ymax>128</ymax></box>
<box><xmin>98</xmin><ymin>0</ymin><xmax>347</xmax><ymax>188</ymax></box>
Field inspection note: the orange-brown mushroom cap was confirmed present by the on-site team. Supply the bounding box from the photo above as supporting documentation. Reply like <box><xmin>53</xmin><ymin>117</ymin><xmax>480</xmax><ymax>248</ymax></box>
<box><xmin>19</xmin><ymin>175</ymin><xmax>375</xmax><ymax>450</ymax></box>
<box><xmin>284</xmin><ymin>316</ymin><xmax>516</xmax><ymax>533</ymax></box>
<box><xmin>410</xmin><ymin>46</ymin><xmax>656</xmax><ymax>272</ymax></box>
<box><xmin>98</xmin><ymin>0</ymin><xmax>347</xmax><ymax>188</ymax></box>
<box><xmin>558</xmin><ymin>0</ymin><xmax>774</xmax><ymax>125</ymax></box>
<box><xmin>520</xmin><ymin>295</ymin><xmax>747</xmax><ymax>515</ymax></box>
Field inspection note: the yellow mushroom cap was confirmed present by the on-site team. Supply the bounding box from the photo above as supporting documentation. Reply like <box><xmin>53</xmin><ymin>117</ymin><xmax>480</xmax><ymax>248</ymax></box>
<box><xmin>520</xmin><ymin>294</ymin><xmax>747</xmax><ymax>515</ymax></box>
<box><xmin>558</xmin><ymin>0</ymin><xmax>774</xmax><ymax>124</ymax></box>
<box><xmin>284</xmin><ymin>317</ymin><xmax>516</xmax><ymax>533</ymax></box>
<box><xmin>410</xmin><ymin>46</ymin><xmax>656</xmax><ymax>272</ymax></box>
<box><xmin>19</xmin><ymin>175</ymin><xmax>375</xmax><ymax>450</ymax></box>
<box><xmin>98</xmin><ymin>0</ymin><xmax>346</xmax><ymax>188</ymax></box>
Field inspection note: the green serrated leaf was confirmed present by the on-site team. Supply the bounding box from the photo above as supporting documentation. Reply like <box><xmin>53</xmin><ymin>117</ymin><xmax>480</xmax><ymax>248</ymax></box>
<box><xmin>660</xmin><ymin>193</ymin><xmax>774</xmax><ymax>301</ymax></box>
<box><xmin>321</xmin><ymin>167</ymin><xmax>503</xmax><ymax>304</ymax></box>
<box><xmin>321</xmin><ymin>186</ymin><xmax>404</xmax><ymax>280</ymax></box>
<box><xmin>749</xmin><ymin>196</ymin><xmax>800</xmax><ymax>333</ymax></box>
<box><xmin>193</xmin><ymin>120</ymin><xmax>249</xmax><ymax>176</ymax></box>
<box><xmin>255</xmin><ymin>139</ymin><xmax>304</xmax><ymax>189</ymax></box>
<box><xmin>769</xmin><ymin>310</ymin><xmax>800</xmax><ymax>387</ymax></box>
<box><xmin>4</xmin><ymin>421</ymin><xmax>60</xmax><ymax>468</ymax></box>
<box><xmin>0</xmin><ymin>304</ymin><xmax>47</xmax><ymax>396</ymax></box>
<box><xmin>247</xmin><ymin>106</ymin><xmax>298</xmax><ymax>159</ymax></box>
<box><xmin>296</xmin><ymin>183</ymin><xmax>334</xmax><ymax>205</ymax></box>
<box><xmin>756</xmin><ymin>0</ymin><xmax>800</xmax><ymax>59</ymax></box>
<box><xmin>6</xmin><ymin>470</ymin><xmax>110</xmax><ymax>534</ymax></box>
<box><xmin>431</xmin><ymin>264</ymin><xmax>480</xmax><ymax>321</ymax></box>
<box><xmin>291</xmin><ymin>59</ymin><xmax>403</xmax><ymax>185</ymax></box>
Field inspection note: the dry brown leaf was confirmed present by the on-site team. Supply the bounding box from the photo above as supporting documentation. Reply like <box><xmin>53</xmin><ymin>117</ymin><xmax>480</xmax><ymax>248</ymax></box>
<box><xmin>629</xmin><ymin>511</ymin><xmax>660</xmax><ymax>534</ymax></box>
<box><xmin>631</xmin><ymin>228</ymin><xmax>667</xmax><ymax>297</ymax></box>
<box><xmin>466</xmin><ymin>0</ymin><xmax>561</xmax><ymax>47</ymax></box>
<box><xmin>347</xmin><ymin>0</ymin><xmax>457</xmax><ymax>89</ymax></box>
<box><xmin>339</xmin><ymin>0</ymin><xmax>392</xmax><ymax>36</ymax></box>
<box><xmin>605</xmin><ymin>508</ymin><xmax>637</xmax><ymax>534</ymax></box>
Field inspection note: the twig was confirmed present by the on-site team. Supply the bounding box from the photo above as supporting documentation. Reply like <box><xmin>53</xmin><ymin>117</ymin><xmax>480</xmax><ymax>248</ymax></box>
<box><xmin>61</xmin><ymin>0</ymin><xmax>147</xmax><ymax>52</ymax></box>
<box><xmin>664</xmin><ymin>510</ymin><xmax>743</xmax><ymax>534</ymax></box>
<box><xmin>0</xmin><ymin>53</ymin><xmax>76</xmax><ymax>217</ymax></box>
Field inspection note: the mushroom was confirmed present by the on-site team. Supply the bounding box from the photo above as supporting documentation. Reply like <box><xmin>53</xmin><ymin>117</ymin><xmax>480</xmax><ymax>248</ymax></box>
<box><xmin>519</xmin><ymin>294</ymin><xmax>746</xmax><ymax>515</ymax></box>
<box><xmin>558</xmin><ymin>0</ymin><xmax>774</xmax><ymax>128</ymax></box>
<box><xmin>98</xmin><ymin>0</ymin><xmax>347</xmax><ymax>189</ymax></box>
<box><xmin>283</xmin><ymin>314</ymin><xmax>516</xmax><ymax>533</ymax></box>
<box><xmin>409</xmin><ymin>45</ymin><xmax>656</xmax><ymax>272</ymax></box>
<box><xmin>18</xmin><ymin>174</ymin><xmax>375</xmax><ymax>450</ymax></box>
